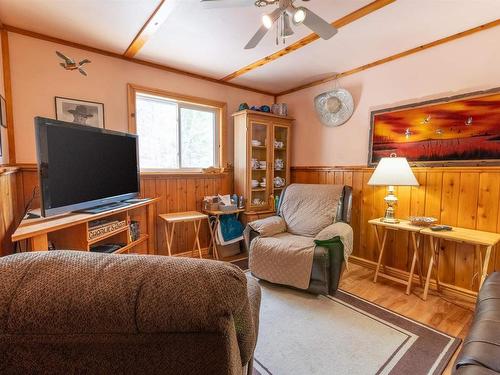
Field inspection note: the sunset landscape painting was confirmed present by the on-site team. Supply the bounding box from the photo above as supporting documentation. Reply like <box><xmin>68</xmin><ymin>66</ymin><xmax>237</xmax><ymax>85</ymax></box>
<box><xmin>369</xmin><ymin>90</ymin><xmax>500</xmax><ymax>165</ymax></box>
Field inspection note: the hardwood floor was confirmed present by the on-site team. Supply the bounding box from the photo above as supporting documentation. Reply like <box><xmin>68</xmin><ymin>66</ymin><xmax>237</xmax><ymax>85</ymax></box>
<box><xmin>339</xmin><ymin>263</ymin><xmax>473</xmax><ymax>375</ymax></box>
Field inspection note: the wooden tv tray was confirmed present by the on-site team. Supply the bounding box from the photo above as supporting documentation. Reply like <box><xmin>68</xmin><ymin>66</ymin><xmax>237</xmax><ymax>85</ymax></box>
<box><xmin>12</xmin><ymin>198</ymin><xmax>158</xmax><ymax>254</ymax></box>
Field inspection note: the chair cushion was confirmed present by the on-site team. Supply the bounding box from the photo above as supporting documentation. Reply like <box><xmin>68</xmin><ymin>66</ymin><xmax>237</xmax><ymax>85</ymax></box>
<box><xmin>249</xmin><ymin>232</ymin><xmax>315</xmax><ymax>289</ymax></box>
<box><xmin>279</xmin><ymin>184</ymin><xmax>343</xmax><ymax>237</ymax></box>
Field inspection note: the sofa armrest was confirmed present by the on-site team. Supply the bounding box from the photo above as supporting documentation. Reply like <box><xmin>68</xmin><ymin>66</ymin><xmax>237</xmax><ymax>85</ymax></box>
<box><xmin>248</xmin><ymin>216</ymin><xmax>286</xmax><ymax>237</ymax></box>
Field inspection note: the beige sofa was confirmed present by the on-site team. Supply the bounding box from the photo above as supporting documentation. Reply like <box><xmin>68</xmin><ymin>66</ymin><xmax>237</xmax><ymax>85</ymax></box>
<box><xmin>0</xmin><ymin>251</ymin><xmax>261</xmax><ymax>375</ymax></box>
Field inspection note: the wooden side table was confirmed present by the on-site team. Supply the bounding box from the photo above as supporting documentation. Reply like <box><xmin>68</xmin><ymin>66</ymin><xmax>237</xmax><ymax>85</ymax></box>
<box><xmin>203</xmin><ymin>208</ymin><xmax>245</xmax><ymax>260</ymax></box>
<box><xmin>158</xmin><ymin>211</ymin><xmax>208</xmax><ymax>258</ymax></box>
<box><xmin>420</xmin><ymin>226</ymin><xmax>500</xmax><ymax>299</ymax></box>
<box><xmin>369</xmin><ymin>219</ymin><xmax>424</xmax><ymax>296</ymax></box>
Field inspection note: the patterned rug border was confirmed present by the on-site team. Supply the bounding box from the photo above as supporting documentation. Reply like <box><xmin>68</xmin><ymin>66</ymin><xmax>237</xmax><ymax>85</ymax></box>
<box><xmin>249</xmin><ymin>274</ymin><xmax>461</xmax><ymax>375</ymax></box>
<box><xmin>329</xmin><ymin>289</ymin><xmax>461</xmax><ymax>375</ymax></box>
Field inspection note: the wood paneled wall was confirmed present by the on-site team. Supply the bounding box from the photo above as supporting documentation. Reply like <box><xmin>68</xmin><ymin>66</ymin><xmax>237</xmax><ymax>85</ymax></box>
<box><xmin>13</xmin><ymin>166</ymin><xmax>233</xmax><ymax>257</ymax></box>
<box><xmin>6</xmin><ymin>164</ymin><xmax>500</xmax><ymax>297</ymax></box>
<box><xmin>0</xmin><ymin>167</ymin><xmax>20</xmax><ymax>255</ymax></box>
<box><xmin>292</xmin><ymin>166</ymin><xmax>500</xmax><ymax>295</ymax></box>
<box><xmin>140</xmin><ymin>172</ymin><xmax>233</xmax><ymax>256</ymax></box>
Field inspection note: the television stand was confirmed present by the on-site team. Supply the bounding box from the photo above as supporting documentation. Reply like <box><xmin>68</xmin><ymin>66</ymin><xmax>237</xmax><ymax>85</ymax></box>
<box><xmin>12</xmin><ymin>198</ymin><xmax>158</xmax><ymax>254</ymax></box>
<box><xmin>77</xmin><ymin>201</ymin><xmax>131</xmax><ymax>214</ymax></box>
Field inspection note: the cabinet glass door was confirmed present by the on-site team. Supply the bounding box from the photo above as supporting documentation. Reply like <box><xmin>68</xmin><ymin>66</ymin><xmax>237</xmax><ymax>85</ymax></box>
<box><xmin>249</xmin><ymin>121</ymin><xmax>271</xmax><ymax>210</ymax></box>
<box><xmin>272</xmin><ymin>124</ymin><xmax>289</xmax><ymax>209</ymax></box>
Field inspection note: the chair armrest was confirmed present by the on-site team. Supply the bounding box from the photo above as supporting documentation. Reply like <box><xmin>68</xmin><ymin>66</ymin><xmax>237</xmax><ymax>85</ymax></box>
<box><xmin>314</xmin><ymin>222</ymin><xmax>354</xmax><ymax>262</ymax></box>
<box><xmin>315</xmin><ymin>222</ymin><xmax>352</xmax><ymax>242</ymax></box>
<box><xmin>248</xmin><ymin>216</ymin><xmax>286</xmax><ymax>237</ymax></box>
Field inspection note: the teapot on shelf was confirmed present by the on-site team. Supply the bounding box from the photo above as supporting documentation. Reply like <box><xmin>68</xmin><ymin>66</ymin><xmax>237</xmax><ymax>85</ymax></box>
<box><xmin>274</xmin><ymin>176</ymin><xmax>285</xmax><ymax>188</ymax></box>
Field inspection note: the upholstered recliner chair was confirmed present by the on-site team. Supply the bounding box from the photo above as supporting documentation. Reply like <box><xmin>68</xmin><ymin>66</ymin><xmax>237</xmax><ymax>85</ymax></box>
<box><xmin>246</xmin><ymin>183</ymin><xmax>353</xmax><ymax>295</ymax></box>
<box><xmin>0</xmin><ymin>251</ymin><xmax>261</xmax><ymax>375</ymax></box>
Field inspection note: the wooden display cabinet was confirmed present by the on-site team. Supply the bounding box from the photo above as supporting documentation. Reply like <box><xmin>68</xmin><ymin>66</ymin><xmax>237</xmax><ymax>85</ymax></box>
<box><xmin>233</xmin><ymin>109</ymin><xmax>293</xmax><ymax>221</ymax></box>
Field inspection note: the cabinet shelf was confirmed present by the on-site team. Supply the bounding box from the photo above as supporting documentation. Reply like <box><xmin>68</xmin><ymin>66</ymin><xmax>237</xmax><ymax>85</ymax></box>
<box><xmin>88</xmin><ymin>225</ymin><xmax>129</xmax><ymax>245</ymax></box>
<box><xmin>114</xmin><ymin>234</ymin><xmax>149</xmax><ymax>254</ymax></box>
<box><xmin>252</xmin><ymin>188</ymin><xmax>266</xmax><ymax>192</ymax></box>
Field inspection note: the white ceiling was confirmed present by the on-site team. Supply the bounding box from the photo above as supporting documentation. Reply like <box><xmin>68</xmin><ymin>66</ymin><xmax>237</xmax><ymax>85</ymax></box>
<box><xmin>0</xmin><ymin>0</ymin><xmax>161</xmax><ymax>53</ymax></box>
<box><xmin>0</xmin><ymin>0</ymin><xmax>499</xmax><ymax>93</ymax></box>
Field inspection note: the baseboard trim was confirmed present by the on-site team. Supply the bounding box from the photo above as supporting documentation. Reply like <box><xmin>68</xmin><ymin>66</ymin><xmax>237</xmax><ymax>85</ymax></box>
<box><xmin>349</xmin><ymin>255</ymin><xmax>478</xmax><ymax>304</ymax></box>
<box><xmin>170</xmin><ymin>247</ymin><xmax>211</xmax><ymax>258</ymax></box>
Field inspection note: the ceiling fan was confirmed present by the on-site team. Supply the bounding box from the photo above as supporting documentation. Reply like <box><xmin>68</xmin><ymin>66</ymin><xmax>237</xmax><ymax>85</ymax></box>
<box><xmin>200</xmin><ymin>0</ymin><xmax>337</xmax><ymax>49</ymax></box>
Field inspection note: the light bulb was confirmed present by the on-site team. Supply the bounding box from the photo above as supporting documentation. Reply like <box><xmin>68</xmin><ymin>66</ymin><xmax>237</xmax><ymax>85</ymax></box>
<box><xmin>293</xmin><ymin>7</ymin><xmax>306</xmax><ymax>24</ymax></box>
<box><xmin>262</xmin><ymin>14</ymin><xmax>273</xmax><ymax>29</ymax></box>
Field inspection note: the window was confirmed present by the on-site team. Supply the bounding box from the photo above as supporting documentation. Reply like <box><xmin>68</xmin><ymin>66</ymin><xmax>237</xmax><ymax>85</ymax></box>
<box><xmin>133</xmin><ymin>90</ymin><xmax>221</xmax><ymax>171</ymax></box>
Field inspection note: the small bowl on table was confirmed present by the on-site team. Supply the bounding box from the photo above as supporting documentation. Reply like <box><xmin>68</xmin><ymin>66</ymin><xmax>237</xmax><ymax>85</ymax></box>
<box><xmin>408</xmin><ymin>216</ymin><xmax>438</xmax><ymax>227</ymax></box>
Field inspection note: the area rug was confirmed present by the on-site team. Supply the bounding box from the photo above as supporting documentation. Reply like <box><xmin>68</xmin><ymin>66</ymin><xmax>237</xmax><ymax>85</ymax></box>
<box><xmin>251</xmin><ymin>278</ymin><xmax>460</xmax><ymax>375</ymax></box>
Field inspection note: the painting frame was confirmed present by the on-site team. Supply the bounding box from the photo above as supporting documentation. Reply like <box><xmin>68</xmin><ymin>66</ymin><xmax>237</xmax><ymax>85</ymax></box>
<box><xmin>368</xmin><ymin>87</ymin><xmax>500</xmax><ymax>167</ymax></box>
<box><xmin>54</xmin><ymin>96</ymin><xmax>105</xmax><ymax>128</ymax></box>
<box><xmin>0</xmin><ymin>95</ymin><xmax>7</xmax><ymax>158</ymax></box>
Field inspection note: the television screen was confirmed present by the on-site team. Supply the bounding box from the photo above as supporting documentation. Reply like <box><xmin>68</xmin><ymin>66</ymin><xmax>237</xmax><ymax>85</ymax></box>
<box><xmin>35</xmin><ymin>117</ymin><xmax>140</xmax><ymax>217</ymax></box>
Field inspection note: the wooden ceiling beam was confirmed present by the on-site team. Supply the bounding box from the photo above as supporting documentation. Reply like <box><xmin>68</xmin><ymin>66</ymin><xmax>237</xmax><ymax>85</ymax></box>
<box><xmin>221</xmin><ymin>0</ymin><xmax>396</xmax><ymax>82</ymax></box>
<box><xmin>2</xmin><ymin>24</ymin><xmax>274</xmax><ymax>97</ymax></box>
<box><xmin>124</xmin><ymin>0</ymin><xmax>171</xmax><ymax>58</ymax></box>
<box><xmin>276</xmin><ymin>19</ymin><xmax>500</xmax><ymax>97</ymax></box>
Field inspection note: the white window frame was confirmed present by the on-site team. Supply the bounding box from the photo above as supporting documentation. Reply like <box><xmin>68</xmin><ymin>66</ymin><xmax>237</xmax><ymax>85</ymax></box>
<box><xmin>128</xmin><ymin>85</ymin><xmax>226</xmax><ymax>173</ymax></box>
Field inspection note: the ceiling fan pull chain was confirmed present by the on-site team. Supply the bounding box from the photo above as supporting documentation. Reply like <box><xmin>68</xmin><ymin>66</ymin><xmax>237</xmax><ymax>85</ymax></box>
<box><xmin>281</xmin><ymin>12</ymin><xmax>285</xmax><ymax>45</ymax></box>
<box><xmin>275</xmin><ymin>15</ymin><xmax>279</xmax><ymax>45</ymax></box>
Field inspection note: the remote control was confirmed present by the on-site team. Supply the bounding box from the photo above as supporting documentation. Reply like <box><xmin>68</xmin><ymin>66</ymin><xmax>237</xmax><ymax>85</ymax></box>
<box><xmin>430</xmin><ymin>225</ymin><xmax>452</xmax><ymax>231</ymax></box>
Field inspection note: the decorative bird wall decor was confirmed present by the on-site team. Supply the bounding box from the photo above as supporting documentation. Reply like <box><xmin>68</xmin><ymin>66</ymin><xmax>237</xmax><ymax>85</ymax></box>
<box><xmin>56</xmin><ymin>51</ymin><xmax>91</xmax><ymax>76</ymax></box>
<box><xmin>420</xmin><ymin>115</ymin><xmax>432</xmax><ymax>125</ymax></box>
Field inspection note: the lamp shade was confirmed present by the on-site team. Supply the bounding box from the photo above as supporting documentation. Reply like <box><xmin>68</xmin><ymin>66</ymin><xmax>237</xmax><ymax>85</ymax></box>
<box><xmin>368</xmin><ymin>157</ymin><xmax>419</xmax><ymax>186</ymax></box>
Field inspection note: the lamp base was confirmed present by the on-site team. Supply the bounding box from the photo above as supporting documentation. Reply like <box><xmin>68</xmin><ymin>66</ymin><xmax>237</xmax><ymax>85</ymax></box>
<box><xmin>380</xmin><ymin>216</ymin><xmax>400</xmax><ymax>224</ymax></box>
<box><xmin>380</xmin><ymin>186</ymin><xmax>399</xmax><ymax>223</ymax></box>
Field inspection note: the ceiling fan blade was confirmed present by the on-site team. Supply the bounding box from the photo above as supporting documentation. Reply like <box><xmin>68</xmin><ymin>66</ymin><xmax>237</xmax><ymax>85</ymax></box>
<box><xmin>244</xmin><ymin>25</ymin><xmax>269</xmax><ymax>49</ymax></box>
<box><xmin>302</xmin><ymin>8</ymin><xmax>337</xmax><ymax>40</ymax></box>
<box><xmin>244</xmin><ymin>7</ymin><xmax>281</xmax><ymax>49</ymax></box>
<box><xmin>200</xmin><ymin>0</ymin><xmax>254</xmax><ymax>9</ymax></box>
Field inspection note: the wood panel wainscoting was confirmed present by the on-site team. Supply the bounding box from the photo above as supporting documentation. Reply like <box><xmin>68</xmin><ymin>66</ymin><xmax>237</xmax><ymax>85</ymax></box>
<box><xmin>291</xmin><ymin>166</ymin><xmax>500</xmax><ymax>302</ymax></box>
<box><xmin>7</xmin><ymin>165</ymin><xmax>233</xmax><ymax>258</ymax></box>
<box><xmin>0</xmin><ymin>167</ymin><xmax>21</xmax><ymax>256</ymax></box>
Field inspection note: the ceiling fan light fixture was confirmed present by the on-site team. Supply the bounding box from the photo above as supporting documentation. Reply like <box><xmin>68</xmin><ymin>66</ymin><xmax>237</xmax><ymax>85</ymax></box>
<box><xmin>292</xmin><ymin>7</ymin><xmax>306</xmax><ymax>25</ymax></box>
<box><xmin>282</xmin><ymin>12</ymin><xmax>294</xmax><ymax>38</ymax></box>
<box><xmin>262</xmin><ymin>13</ymin><xmax>274</xmax><ymax>29</ymax></box>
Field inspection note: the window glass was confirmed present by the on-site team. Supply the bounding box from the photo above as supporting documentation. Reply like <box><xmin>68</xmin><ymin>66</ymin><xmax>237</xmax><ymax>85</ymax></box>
<box><xmin>135</xmin><ymin>93</ymin><xmax>218</xmax><ymax>170</ymax></box>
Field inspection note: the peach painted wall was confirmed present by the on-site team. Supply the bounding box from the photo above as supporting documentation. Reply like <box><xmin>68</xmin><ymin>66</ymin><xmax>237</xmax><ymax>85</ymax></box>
<box><xmin>7</xmin><ymin>32</ymin><xmax>273</xmax><ymax>164</ymax></box>
<box><xmin>279</xmin><ymin>27</ymin><xmax>500</xmax><ymax>167</ymax></box>
<box><xmin>0</xmin><ymin>34</ymin><xmax>8</xmax><ymax>164</ymax></box>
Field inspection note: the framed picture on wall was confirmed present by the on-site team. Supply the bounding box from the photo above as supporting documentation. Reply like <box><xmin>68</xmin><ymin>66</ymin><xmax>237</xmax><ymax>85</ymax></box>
<box><xmin>0</xmin><ymin>95</ymin><xmax>7</xmax><ymax>128</ymax></box>
<box><xmin>0</xmin><ymin>95</ymin><xmax>7</xmax><ymax>157</ymax></box>
<box><xmin>55</xmin><ymin>96</ymin><xmax>105</xmax><ymax>128</ymax></box>
<box><xmin>368</xmin><ymin>87</ymin><xmax>500</xmax><ymax>166</ymax></box>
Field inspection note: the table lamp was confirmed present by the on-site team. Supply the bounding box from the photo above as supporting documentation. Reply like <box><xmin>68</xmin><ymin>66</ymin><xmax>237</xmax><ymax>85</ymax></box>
<box><xmin>368</xmin><ymin>155</ymin><xmax>419</xmax><ymax>223</ymax></box>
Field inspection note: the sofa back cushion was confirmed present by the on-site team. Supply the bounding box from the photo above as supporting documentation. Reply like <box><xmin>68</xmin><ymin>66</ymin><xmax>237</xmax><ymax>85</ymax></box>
<box><xmin>279</xmin><ymin>184</ymin><xmax>344</xmax><ymax>237</ymax></box>
<box><xmin>0</xmin><ymin>251</ymin><xmax>257</xmax><ymax>370</ymax></box>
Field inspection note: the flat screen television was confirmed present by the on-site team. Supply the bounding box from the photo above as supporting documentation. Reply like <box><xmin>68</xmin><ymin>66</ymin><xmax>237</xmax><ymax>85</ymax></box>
<box><xmin>35</xmin><ymin>117</ymin><xmax>140</xmax><ymax>217</ymax></box>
